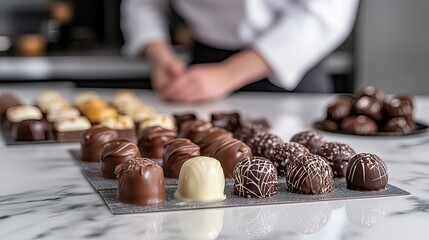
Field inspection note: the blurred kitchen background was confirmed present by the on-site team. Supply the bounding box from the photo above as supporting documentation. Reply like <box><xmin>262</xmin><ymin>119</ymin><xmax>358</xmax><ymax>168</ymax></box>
<box><xmin>0</xmin><ymin>0</ymin><xmax>428</xmax><ymax>94</ymax></box>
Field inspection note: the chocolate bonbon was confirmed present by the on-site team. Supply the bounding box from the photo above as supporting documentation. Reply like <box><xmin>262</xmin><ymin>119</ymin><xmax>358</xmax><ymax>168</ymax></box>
<box><xmin>290</xmin><ymin>130</ymin><xmax>326</xmax><ymax>153</ymax></box>
<box><xmin>233</xmin><ymin>157</ymin><xmax>277</xmax><ymax>198</ymax></box>
<box><xmin>101</xmin><ymin>140</ymin><xmax>141</xmax><ymax>179</ymax></box>
<box><xmin>80</xmin><ymin>125</ymin><xmax>118</xmax><ymax>162</ymax></box>
<box><xmin>316</xmin><ymin>142</ymin><xmax>356</xmax><ymax>178</ymax></box>
<box><xmin>115</xmin><ymin>157</ymin><xmax>165</xmax><ymax>206</ymax></box>
<box><xmin>346</xmin><ymin>153</ymin><xmax>388</xmax><ymax>191</ymax></box>
<box><xmin>286</xmin><ymin>153</ymin><xmax>333</xmax><ymax>194</ymax></box>
<box><xmin>272</xmin><ymin>142</ymin><xmax>309</xmax><ymax>177</ymax></box>
<box><xmin>138</xmin><ymin>126</ymin><xmax>176</xmax><ymax>159</ymax></box>
<box><xmin>212</xmin><ymin>138</ymin><xmax>253</xmax><ymax>178</ymax></box>
<box><xmin>175</xmin><ymin>156</ymin><xmax>226</xmax><ymax>203</ymax></box>
<box><xmin>162</xmin><ymin>138</ymin><xmax>200</xmax><ymax>179</ymax></box>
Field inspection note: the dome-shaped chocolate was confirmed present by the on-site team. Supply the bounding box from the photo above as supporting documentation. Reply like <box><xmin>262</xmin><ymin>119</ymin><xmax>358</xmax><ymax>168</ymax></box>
<box><xmin>316</xmin><ymin>142</ymin><xmax>356</xmax><ymax>178</ymax></box>
<box><xmin>101</xmin><ymin>139</ymin><xmax>141</xmax><ymax>179</ymax></box>
<box><xmin>211</xmin><ymin>112</ymin><xmax>241</xmax><ymax>133</ymax></box>
<box><xmin>115</xmin><ymin>157</ymin><xmax>165</xmax><ymax>206</ymax></box>
<box><xmin>384</xmin><ymin>96</ymin><xmax>413</xmax><ymax>118</ymax></box>
<box><xmin>163</xmin><ymin>138</ymin><xmax>200</xmax><ymax>178</ymax></box>
<box><xmin>353</xmin><ymin>96</ymin><xmax>383</xmax><ymax>121</ymax></box>
<box><xmin>180</xmin><ymin>119</ymin><xmax>212</xmax><ymax>143</ymax></box>
<box><xmin>247</xmin><ymin>132</ymin><xmax>283</xmax><ymax>159</ymax></box>
<box><xmin>290</xmin><ymin>130</ymin><xmax>326</xmax><ymax>153</ymax></box>
<box><xmin>272</xmin><ymin>142</ymin><xmax>309</xmax><ymax>177</ymax></box>
<box><xmin>198</xmin><ymin>127</ymin><xmax>233</xmax><ymax>156</ymax></box>
<box><xmin>15</xmin><ymin>119</ymin><xmax>49</xmax><ymax>141</ymax></box>
<box><xmin>80</xmin><ymin>125</ymin><xmax>118</xmax><ymax>162</ymax></box>
<box><xmin>346</xmin><ymin>153</ymin><xmax>388</xmax><ymax>191</ymax></box>
<box><xmin>138</xmin><ymin>126</ymin><xmax>177</xmax><ymax>159</ymax></box>
<box><xmin>212</xmin><ymin>138</ymin><xmax>253</xmax><ymax>178</ymax></box>
<box><xmin>341</xmin><ymin>115</ymin><xmax>378</xmax><ymax>134</ymax></box>
<box><xmin>327</xmin><ymin>97</ymin><xmax>352</xmax><ymax>121</ymax></box>
<box><xmin>382</xmin><ymin>117</ymin><xmax>415</xmax><ymax>134</ymax></box>
<box><xmin>233</xmin><ymin>157</ymin><xmax>278</xmax><ymax>198</ymax></box>
<box><xmin>286</xmin><ymin>153</ymin><xmax>333</xmax><ymax>194</ymax></box>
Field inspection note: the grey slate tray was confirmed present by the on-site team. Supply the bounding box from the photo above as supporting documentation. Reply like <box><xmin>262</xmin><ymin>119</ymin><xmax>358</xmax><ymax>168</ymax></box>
<box><xmin>69</xmin><ymin>149</ymin><xmax>410</xmax><ymax>215</ymax></box>
<box><xmin>99</xmin><ymin>181</ymin><xmax>409</xmax><ymax>215</ymax></box>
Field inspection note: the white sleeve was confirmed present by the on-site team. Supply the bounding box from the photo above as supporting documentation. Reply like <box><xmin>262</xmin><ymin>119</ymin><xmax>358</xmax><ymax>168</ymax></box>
<box><xmin>253</xmin><ymin>0</ymin><xmax>360</xmax><ymax>90</ymax></box>
<box><xmin>121</xmin><ymin>0</ymin><xmax>169</xmax><ymax>56</ymax></box>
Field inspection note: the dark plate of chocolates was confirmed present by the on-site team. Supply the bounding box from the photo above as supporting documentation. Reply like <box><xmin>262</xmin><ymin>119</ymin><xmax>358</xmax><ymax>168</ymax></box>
<box><xmin>313</xmin><ymin>120</ymin><xmax>428</xmax><ymax>137</ymax></box>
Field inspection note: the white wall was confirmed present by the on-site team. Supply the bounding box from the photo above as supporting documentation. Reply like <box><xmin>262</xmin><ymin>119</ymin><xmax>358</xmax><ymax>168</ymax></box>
<box><xmin>357</xmin><ymin>0</ymin><xmax>429</xmax><ymax>95</ymax></box>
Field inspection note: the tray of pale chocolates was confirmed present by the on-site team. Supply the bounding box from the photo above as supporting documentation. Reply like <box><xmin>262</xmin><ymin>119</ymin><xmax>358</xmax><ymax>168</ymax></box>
<box><xmin>69</xmin><ymin>112</ymin><xmax>408</xmax><ymax>214</ymax></box>
<box><xmin>314</xmin><ymin>86</ymin><xmax>428</xmax><ymax>136</ymax></box>
<box><xmin>0</xmin><ymin>90</ymin><xmax>178</xmax><ymax>145</ymax></box>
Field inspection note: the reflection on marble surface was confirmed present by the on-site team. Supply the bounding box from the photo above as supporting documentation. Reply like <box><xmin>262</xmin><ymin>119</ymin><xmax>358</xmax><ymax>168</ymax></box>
<box><xmin>346</xmin><ymin>198</ymin><xmax>386</xmax><ymax>228</ymax></box>
<box><xmin>233</xmin><ymin>206</ymin><xmax>277</xmax><ymax>237</ymax></box>
<box><xmin>285</xmin><ymin>202</ymin><xmax>332</xmax><ymax>234</ymax></box>
<box><xmin>177</xmin><ymin>209</ymin><xmax>224</xmax><ymax>240</ymax></box>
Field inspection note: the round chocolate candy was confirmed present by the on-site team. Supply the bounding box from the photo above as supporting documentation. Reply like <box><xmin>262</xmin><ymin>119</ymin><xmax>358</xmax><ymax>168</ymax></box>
<box><xmin>384</xmin><ymin>96</ymin><xmax>413</xmax><ymax>118</ymax></box>
<box><xmin>138</xmin><ymin>126</ymin><xmax>177</xmax><ymax>159</ymax></box>
<box><xmin>101</xmin><ymin>139</ymin><xmax>140</xmax><ymax>179</ymax></box>
<box><xmin>198</xmin><ymin>127</ymin><xmax>233</xmax><ymax>156</ymax></box>
<box><xmin>162</xmin><ymin>138</ymin><xmax>200</xmax><ymax>179</ymax></box>
<box><xmin>285</xmin><ymin>153</ymin><xmax>334</xmax><ymax>194</ymax></box>
<box><xmin>353</xmin><ymin>96</ymin><xmax>383</xmax><ymax>121</ymax></box>
<box><xmin>356</xmin><ymin>86</ymin><xmax>385</xmax><ymax>103</ymax></box>
<box><xmin>271</xmin><ymin>142</ymin><xmax>309</xmax><ymax>177</ymax></box>
<box><xmin>346</xmin><ymin>153</ymin><xmax>388</xmax><ymax>191</ymax></box>
<box><xmin>382</xmin><ymin>117</ymin><xmax>415</xmax><ymax>134</ymax></box>
<box><xmin>115</xmin><ymin>157</ymin><xmax>165</xmax><ymax>206</ymax></box>
<box><xmin>233</xmin><ymin>157</ymin><xmax>278</xmax><ymax>198</ymax></box>
<box><xmin>316</xmin><ymin>142</ymin><xmax>356</xmax><ymax>178</ymax></box>
<box><xmin>290</xmin><ymin>130</ymin><xmax>326</xmax><ymax>153</ymax></box>
<box><xmin>180</xmin><ymin>119</ymin><xmax>212</xmax><ymax>143</ymax></box>
<box><xmin>212</xmin><ymin>138</ymin><xmax>253</xmax><ymax>178</ymax></box>
<box><xmin>341</xmin><ymin>115</ymin><xmax>378</xmax><ymax>135</ymax></box>
<box><xmin>327</xmin><ymin>97</ymin><xmax>352</xmax><ymax>121</ymax></box>
<box><xmin>15</xmin><ymin>119</ymin><xmax>49</xmax><ymax>141</ymax></box>
<box><xmin>80</xmin><ymin>125</ymin><xmax>118</xmax><ymax>162</ymax></box>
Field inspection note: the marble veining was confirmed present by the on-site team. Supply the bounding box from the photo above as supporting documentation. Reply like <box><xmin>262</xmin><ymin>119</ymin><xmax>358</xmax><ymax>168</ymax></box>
<box><xmin>1</xmin><ymin>85</ymin><xmax>429</xmax><ymax>239</ymax></box>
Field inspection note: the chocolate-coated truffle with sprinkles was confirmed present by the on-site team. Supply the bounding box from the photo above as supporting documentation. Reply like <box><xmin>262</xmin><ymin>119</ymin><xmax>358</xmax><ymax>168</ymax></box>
<box><xmin>316</xmin><ymin>142</ymin><xmax>356</xmax><ymax>178</ymax></box>
<box><xmin>341</xmin><ymin>115</ymin><xmax>378</xmax><ymax>135</ymax></box>
<box><xmin>271</xmin><ymin>142</ymin><xmax>310</xmax><ymax>177</ymax></box>
<box><xmin>233</xmin><ymin>157</ymin><xmax>278</xmax><ymax>198</ymax></box>
<box><xmin>382</xmin><ymin>117</ymin><xmax>415</xmax><ymax>134</ymax></box>
<box><xmin>290</xmin><ymin>130</ymin><xmax>326</xmax><ymax>153</ymax></box>
<box><xmin>346</xmin><ymin>153</ymin><xmax>388</xmax><ymax>191</ymax></box>
<box><xmin>285</xmin><ymin>153</ymin><xmax>333</xmax><ymax>195</ymax></box>
<box><xmin>249</xmin><ymin>132</ymin><xmax>284</xmax><ymax>159</ymax></box>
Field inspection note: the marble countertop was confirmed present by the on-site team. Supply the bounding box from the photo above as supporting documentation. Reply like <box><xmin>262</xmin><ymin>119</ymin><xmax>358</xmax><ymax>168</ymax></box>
<box><xmin>1</xmin><ymin>83</ymin><xmax>429</xmax><ymax>240</ymax></box>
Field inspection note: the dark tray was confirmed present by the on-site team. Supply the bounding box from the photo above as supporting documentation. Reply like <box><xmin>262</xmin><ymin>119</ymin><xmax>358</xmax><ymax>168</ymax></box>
<box><xmin>314</xmin><ymin>120</ymin><xmax>428</xmax><ymax>136</ymax></box>
<box><xmin>69</xmin><ymin>150</ymin><xmax>409</xmax><ymax>215</ymax></box>
<box><xmin>100</xmin><ymin>181</ymin><xmax>409</xmax><ymax>215</ymax></box>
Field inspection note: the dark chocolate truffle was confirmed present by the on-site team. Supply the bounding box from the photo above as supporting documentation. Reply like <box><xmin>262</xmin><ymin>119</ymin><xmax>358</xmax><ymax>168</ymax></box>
<box><xmin>80</xmin><ymin>125</ymin><xmax>119</xmax><ymax>162</ymax></box>
<box><xmin>384</xmin><ymin>96</ymin><xmax>413</xmax><ymax>118</ymax></box>
<box><xmin>272</xmin><ymin>142</ymin><xmax>310</xmax><ymax>177</ymax></box>
<box><xmin>316</xmin><ymin>142</ymin><xmax>356</xmax><ymax>178</ymax></box>
<box><xmin>234</xmin><ymin>124</ymin><xmax>268</xmax><ymax>143</ymax></box>
<box><xmin>180</xmin><ymin>119</ymin><xmax>212</xmax><ymax>143</ymax></box>
<box><xmin>198</xmin><ymin>127</ymin><xmax>233</xmax><ymax>156</ymax></box>
<box><xmin>162</xmin><ymin>138</ymin><xmax>200</xmax><ymax>178</ymax></box>
<box><xmin>138</xmin><ymin>126</ymin><xmax>177</xmax><ymax>159</ymax></box>
<box><xmin>346</xmin><ymin>153</ymin><xmax>388</xmax><ymax>191</ymax></box>
<box><xmin>382</xmin><ymin>117</ymin><xmax>415</xmax><ymax>134</ymax></box>
<box><xmin>15</xmin><ymin>119</ymin><xmax>49</xmax><ymax>141</ymax></box>
<box><xmin>327</xmin><ymin>97</ymin><xmax>352</xmax><ymax>121</ymax></box>
<box><xmin>212</xmin><ymin>138</ymin><xmax>253</xmax><ymax>178</ymax></box>
<box><xmin>101</xmin><ymin>140</ymin><xmax>141</xmax><ymax>179</ymax></box>
<box><xmin>211</xmin><ymin>112</ymin><xmax>241</xmax><ymax>133</ymax></box>
<box><xmin>341</xmin><ymin>115</ymin><xmax>378</xmax><ymax>134</ymax></box>
<box><xmin>248</xmin><ymin>132</ymin><xmax>284</xmax><ymax>159</ymax></box>
<box><xmin>173</xmin><ymin>112</ymin><xmax>196</xmax><ymax>134</ymax></box>
<box><xmin>233</xmin><ymin>156</ymin><xmax>278</xmax><ymax>198</ymax></box>
<box><xmin>286</xmin><ymin>153</ymin><xmax>334</xmax><ymax>194</ymax></box>
<box><xmin>353</xmin><ymin>96</ymin><xmax>383</xmax><ymax>121</ymax></box>
<box><xmin>290</xmin><ymin>130</ymin><xmax>326</xmax><ymax>153</ymax></box>
<box><xmin>357</xmin><ymin>86</ymin><xmax>385</xmax><ymax>103</ymax></box>
<box><xmin>115</xmin><ymin>157</ymin><xmax>165</xmax><ymax>206</ymax></box>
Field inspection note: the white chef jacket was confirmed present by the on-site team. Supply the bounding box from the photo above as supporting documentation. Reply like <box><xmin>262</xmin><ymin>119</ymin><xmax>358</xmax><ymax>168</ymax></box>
<box><xmin>121</xmin><ymin>0</ymin><xmax>359</xmax><ymax>90</ymax></box>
